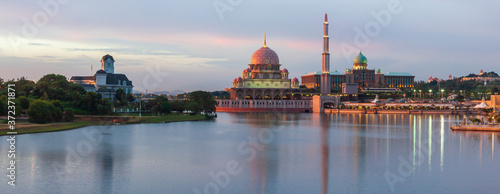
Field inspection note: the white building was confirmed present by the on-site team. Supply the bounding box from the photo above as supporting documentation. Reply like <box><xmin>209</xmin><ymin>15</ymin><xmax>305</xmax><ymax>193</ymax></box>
<box><xmin>70</xmin><ymin>54</ymin><xmax>133</xmax><ymax>98</ymax></box>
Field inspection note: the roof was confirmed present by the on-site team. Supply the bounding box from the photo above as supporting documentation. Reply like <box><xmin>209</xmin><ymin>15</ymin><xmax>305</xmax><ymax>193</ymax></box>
<box><xmin>303</xmin><ymin>71</ymin><xmax>343</xmax><ymax>76</ymax></box>
<box><xmin>96</xmin><ymin>88</ymin><xmax>116</xmax><ymax>93</ymax></box>
<box><xmin>106</xmin><ymin>73</ymin><xmax>133</xmax><ymax>86</ymax></box>
<box><xmin>101</xmin><ymin>54</ymin><xmax>115</xmax><ymax>62</ymax></box>
<box><xmin>96</xmin><ymin>69</ymin><xmax>107</xmax><ymax>74</ymax></box>
<box><xmin>70</xmin><ymin>76</ymin><xmax>95</xmax><ymax>81</ymax></box>
<box><xmin>385</xmin><ymin>72</ymin><xmax>414</xmax><ymax>77</ymax></box>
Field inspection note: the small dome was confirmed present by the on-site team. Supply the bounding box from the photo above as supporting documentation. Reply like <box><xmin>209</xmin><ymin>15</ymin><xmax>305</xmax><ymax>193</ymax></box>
<box><xmin>233</xmin><ymin>78</ymin><xmax>237</xmax><ymax>82</ymax></box>
<box><xmin>237</xmin><ymin>77</ymin><xmax>243</xmax><ymax>81</ymax></box>
<box><xmin>96</xmin><ymin>69</ymin><xmax>107</xmax><ymax>74</ymax></box>
<box><xmin>251</xmin><ymin>46</ymin><xmax>279</xmax><ymax>65</ymax></box>
<box><xmin>282</xmin><ymin>68</ymin><xmax>288</xmax><ymax>73</ymax></box>
<box><xmin>353</xmin><ymin>52</ymin><xmax>367</xmax><ymax>64</ymax></box>
<box><xmin>292</xmin><ymin>77</ymin><xmax>299</xmax><ymax>82</ymax></box>
<box><xmin>377</xmin><ymin>69</ymin><xmax>381</xmax><ymax>74</ymax></box>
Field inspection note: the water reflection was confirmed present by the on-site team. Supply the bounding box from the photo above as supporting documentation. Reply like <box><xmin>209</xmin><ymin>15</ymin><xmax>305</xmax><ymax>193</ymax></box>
<box><xmin>2</xmin><ymin>113</ymin><xmax>500</xmax><ymax>193</ymax></box>
<box><xmin>320</xmin><ymin>114</ymin><xmax>330</xmax><ymax>194</ymax></box>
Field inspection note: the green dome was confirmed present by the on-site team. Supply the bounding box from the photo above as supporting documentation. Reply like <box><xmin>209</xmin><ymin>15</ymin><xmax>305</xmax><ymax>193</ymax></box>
<box><xmin>353</xmin><ymin>52</ymin><xmax>367</xmax><ymax>64</ymax></box>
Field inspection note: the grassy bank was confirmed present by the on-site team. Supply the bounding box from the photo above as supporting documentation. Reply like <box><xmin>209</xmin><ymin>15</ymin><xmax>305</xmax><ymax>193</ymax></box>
<box><xmin>0</xmin><ymin>114</ymin><xmax>211</xmax><ymax>136</ymax></box>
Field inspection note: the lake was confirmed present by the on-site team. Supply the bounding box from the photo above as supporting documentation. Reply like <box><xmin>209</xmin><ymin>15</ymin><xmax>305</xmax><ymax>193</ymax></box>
<box><xmin>1</xmin><ymin>113</ymin><xmax>500</xmax><ymax>193</ymax></box>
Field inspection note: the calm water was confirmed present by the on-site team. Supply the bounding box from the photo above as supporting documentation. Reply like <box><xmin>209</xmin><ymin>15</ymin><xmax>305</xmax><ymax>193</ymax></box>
<box><xmin>1</xmin><ymin>113</ymin><xmax>500</xmax><ymax>193</ymax></box>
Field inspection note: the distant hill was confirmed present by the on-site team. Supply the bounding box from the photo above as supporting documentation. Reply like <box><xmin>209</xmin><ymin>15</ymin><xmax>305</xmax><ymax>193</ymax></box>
<box><xmin>152</xmin><ymin>90</ymin><xmax>186</xmax><ymax>96</ymax></box>
<box><xmin>133</xmin><ymin>90</ymin><xmax>186</xmax><ymax>96</ymax></box>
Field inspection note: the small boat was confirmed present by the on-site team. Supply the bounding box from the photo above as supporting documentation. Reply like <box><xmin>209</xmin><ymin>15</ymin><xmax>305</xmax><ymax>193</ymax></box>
<box><xmin>450</xmin><ymin>124</ymin><xmax>500</xmax><ymax>132</ymax></box>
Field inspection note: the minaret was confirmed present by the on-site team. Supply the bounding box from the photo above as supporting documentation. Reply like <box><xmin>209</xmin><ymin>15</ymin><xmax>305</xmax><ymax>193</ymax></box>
<box><xmin>321</xmin><ymin>13</ymin><xmax>332</xmax><ymax>94</ymax></box>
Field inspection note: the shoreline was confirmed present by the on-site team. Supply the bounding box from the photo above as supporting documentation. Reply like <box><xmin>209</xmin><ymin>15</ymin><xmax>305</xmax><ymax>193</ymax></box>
<box><xmin>0</xmin><ymin>114</ymin><xmax>210</xmax><ymax>136</ymax></box>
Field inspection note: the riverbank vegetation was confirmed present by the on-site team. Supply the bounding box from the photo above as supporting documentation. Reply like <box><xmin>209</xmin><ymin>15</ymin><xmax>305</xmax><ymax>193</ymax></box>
<box><xmin>0</xmin><ymin>74</ymin><xmax>217</xmax><ymax>129</ymax></box>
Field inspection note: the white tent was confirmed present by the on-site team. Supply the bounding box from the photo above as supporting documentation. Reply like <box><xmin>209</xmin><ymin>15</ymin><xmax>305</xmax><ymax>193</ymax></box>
<box><xmin>474</xmin><ymin>102</ymin><xmax>489</xmax><ymax>109</ymax></box>
<box><xmin>474</xmin><ymin>97</ymin><xmax>489</xmax><ymax>109</ymax></box>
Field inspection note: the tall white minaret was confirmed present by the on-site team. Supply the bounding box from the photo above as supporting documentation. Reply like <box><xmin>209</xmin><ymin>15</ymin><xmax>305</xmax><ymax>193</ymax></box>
<box><xmin>321</xmin><ymin>13</ymin><xmax>332</xmax><ymax>94</ymax></box>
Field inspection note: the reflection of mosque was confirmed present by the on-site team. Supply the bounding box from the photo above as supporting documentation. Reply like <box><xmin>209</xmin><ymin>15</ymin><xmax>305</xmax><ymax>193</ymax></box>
<box><xmin>238</xmin><ymin>113</ymin><xmax>500</xmax><ymax>193</ymax></box>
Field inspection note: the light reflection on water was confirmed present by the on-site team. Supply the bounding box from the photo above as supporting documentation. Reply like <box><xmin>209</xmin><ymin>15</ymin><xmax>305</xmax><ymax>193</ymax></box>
<box><xmin>0</xmin><ymin>113</ymin><xmax>500</xmax><ymax>193</ymax></box>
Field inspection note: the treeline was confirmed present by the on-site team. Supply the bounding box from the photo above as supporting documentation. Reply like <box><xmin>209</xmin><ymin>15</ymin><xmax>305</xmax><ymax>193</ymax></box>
<box><xmin>143</xmin><ymin>91</ymin><xmax>217</xmax><ymax>116</ymax></box>
<box><xmin>0</xmin><ymin>74</ymin><xmax>217</xmax><ymax>124</ymax></box>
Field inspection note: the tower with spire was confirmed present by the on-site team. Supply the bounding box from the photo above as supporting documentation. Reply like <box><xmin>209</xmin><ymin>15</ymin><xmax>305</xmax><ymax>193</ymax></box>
<box><xmin>321</xmin><ymin>13</ymin><xmax>332</xmax><ymax>94</ymax></box>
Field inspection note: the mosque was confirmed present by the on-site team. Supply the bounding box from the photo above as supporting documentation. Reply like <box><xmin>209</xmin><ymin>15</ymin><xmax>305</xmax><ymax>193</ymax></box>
<box><xmin>229</xmin><ymin>35</ymin><xmax>302</xmax><ymax>101</ymax></box>
<box><xmin>70</xmin><ymin>54</ymin><xmax>133</xmax><ymax>99</ymax></box>
<box><xmin>216</xmin><ymin>12</ymin><xmax>416</xmax><ymax>112</ymax></box>
<box><xmin>217</xmin><ymin>35</ymin><xmax>312</xmax><ymax>112</ymax></box>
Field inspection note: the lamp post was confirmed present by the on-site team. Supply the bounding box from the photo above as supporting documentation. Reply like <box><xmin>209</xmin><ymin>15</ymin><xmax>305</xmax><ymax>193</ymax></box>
<box><xmin>429</xmin><ymin>89</ymin><xmax>432</xmax><ymax>99</ymax></box>
<box><xmin>413</xmin><ymin>89</ymin><xmax>416</xmax><ymax>98</ymax></box>
<box><xmin>419</xmin><ymin>90</ymin><xmax>421</xmax><ymax>98</ymax></box>
<box><xmin>139</xmin><ymin>95</ymin><xmax>142</xmax><ymax>117</ymax></box>
<box><xmin>441</xmin><ymin>89</ymin><xmax>444</xmax><ymax>100</ymax></box>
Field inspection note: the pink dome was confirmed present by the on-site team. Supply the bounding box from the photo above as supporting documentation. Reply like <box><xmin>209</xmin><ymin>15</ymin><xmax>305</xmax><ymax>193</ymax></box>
<box><xmin>251</xmin><ymin>46</ymin><xmax>279</xmax><ymax>65</ymax></box>
<box><xmin>233</xmin><ymin>78</ymin><xmax>237</xmax><ymax>82</ymax></box>
<box><xmin>282</xmin><ymin>68</ymin><xmax>288</xmax><ymax>73</ymax></box>
<box><xmin>292</xmin><ymin>77</ymin><xmax>299</xmax><ymax>82</ymax></box>
<box><xmin>237</xmin><ymin>77</ymin><xmax>243</xmax><ymax>81</ymax></box>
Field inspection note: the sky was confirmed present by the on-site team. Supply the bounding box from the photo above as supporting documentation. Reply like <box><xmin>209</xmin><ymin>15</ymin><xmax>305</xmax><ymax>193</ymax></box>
<box><xmin>1</xmin><ymin>0</ymin><xmax>499</xmax><ymax>93</ymax></box>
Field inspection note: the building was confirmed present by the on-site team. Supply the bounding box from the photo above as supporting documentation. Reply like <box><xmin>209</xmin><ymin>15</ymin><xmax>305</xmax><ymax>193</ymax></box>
<box><xmin>228</xmin><ymin>35</ymin><xmax>302</xmax><ymax>101</ymax></box>
<box><xmin>70</xmin><ymin>54</ymin><xmax>133</xmax><ymax>98</ymax></box>
<box><xmin>216</xmin><ymin>35</ymin><xmax>311</xmax><ymax>112</ymax></box>
<box><xmin>301</xmin><ymin>51</ymin><xmax>415</xmax><ymax>91</ymax></box>
<box><xmin>216</xmin><ymin>13</ymin><xmax>357</xmax><ymax>113</ymax></box>
<box><xmin>460</xmin><ymin>70</ymin><xmax>500</xmax><ymax>82</ymax></box>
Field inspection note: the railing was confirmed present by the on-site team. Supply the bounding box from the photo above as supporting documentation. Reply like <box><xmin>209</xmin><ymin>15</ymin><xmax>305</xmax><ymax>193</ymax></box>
<box><xmin>216</xmin><ymin>99</ymin><xmax>312</xmax><ymax>109</ymax></box>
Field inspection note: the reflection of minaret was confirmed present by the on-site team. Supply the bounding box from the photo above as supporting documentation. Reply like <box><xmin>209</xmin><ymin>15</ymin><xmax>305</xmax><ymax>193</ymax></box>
<box><xmin>320</xmin><ymin>114</ymin><xmax>330</xmax><ymax>194</ymax></box>
<box><xmin>321</xmin><ymin>13</ymin><xmax>332</xmax><ymax>95</ymax></box>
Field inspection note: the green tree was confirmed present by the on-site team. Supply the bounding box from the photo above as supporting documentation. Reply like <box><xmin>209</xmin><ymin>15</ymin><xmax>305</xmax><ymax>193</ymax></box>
<box><xmin>189</xmin><ymin>91</ymin><xmax>217</xmax><ymax>114</ymax></box>
<box><xmin>18</xmin><ymin>96</ymin><xmax>30</xmax><ymax>110</ymax></box>
<box><xmin>27</xmin><ymin>100</ymin><xmax>55</xmax><ymax>123</ymax></box>
<box><xmin>0</xmin><ymin>98</ymin><xmax>6</xmax><ymax>116</ymax></box>
<box><xmin>186</xmin><ymin>101</ymin><xmax>200</xmax><ymax>114</ymax></box>
<box><xmin>171</xmin><ymin>100</ymin><xmax>186</xmax><ymax>113</ymax></box>
<box><xmin>114</xmin><ymin>88</ymin><xmax>127</xmax><ymax>106</ymax></box>
<box><xmin>63</xmin><ymin>108</ymin><xmax>75</xmax><ymax>122</ymax></box>
<box><xmin>127</xmin><ymin>93</ymin><xmax>136</xmax><ymax>103</ymax></box>
<box><xmin>33</xmin><ymin>74</ymin><xmax>70</xmax><ymax>100</ymax></box>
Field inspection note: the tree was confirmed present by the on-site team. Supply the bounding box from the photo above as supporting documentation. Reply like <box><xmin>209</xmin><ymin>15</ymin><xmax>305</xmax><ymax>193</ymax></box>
<box><xmin>189</xmin><ymin>91</ymin><xmax>217</xmax><ymax>114</ymax></box>
<box><xmin>127</xmin><ymin>93</ymin><xmax>136</xmax><ymax>103</ymax></box>
<box><xmin>186</xmin><ymin>101</ymin><xmax>200</xmax><ymax>114</ymax></box>
<box><xmin>114</xmin><ymin>88</ymin><xmax>127</xmax><ymax>106</ymax></box>
<box><xmin>27</xmin><ymin>100</ymin><xmax>55</xmax><ymax>123</ymax></box>
<box><xmin>0</xmin><ymin>99</ymin><xmax>6</xmax><ymax>116</ymax></box>
<box><xmin>63</xmin><ymin>108</ymin><xmax>75</xmax><ymax>122</ymax></box>
<box><xmin>33</xmin><ymin>74</ymin><xmax>70</xmax><ymax>100</ymax></box>
<box><xmin>147</xmin><ymin>96</ymin><xmax>171</xmax><ymax>115</ymax></box>
<box><xmin>171</xmin><ymin>100</ymin><xmax>186</xmax><ymax>113</ymax></box>
<box><xmin>18</xmin><ymin>96</ymin><xmax>30</xmax><ymax>110</ymax></box>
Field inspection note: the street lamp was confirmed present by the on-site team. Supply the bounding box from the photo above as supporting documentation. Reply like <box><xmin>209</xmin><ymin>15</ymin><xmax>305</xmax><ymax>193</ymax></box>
<box><xmin>413</xmin><ymin>89</ymin><xmax>416</xmax><ymax>98</ymax></box>
<box><xmin>441</xmin><ymin>89</ymin><xmax>444</xmax><ymax>100</ymax></box>
<box><xmin>139</xmin><ymin>95</ymin><xmax>142</xmax><ymax>117</ymax></box>
<box><xmin>419</xmin><ymin>90</ymin><xmax>422</xmax><ymax>98</ymax></box>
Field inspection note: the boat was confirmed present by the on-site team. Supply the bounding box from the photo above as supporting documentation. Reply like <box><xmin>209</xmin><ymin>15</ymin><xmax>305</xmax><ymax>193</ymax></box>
<box><xmin>450</xmin><ymin>124</ymin><xmax>500</xmax><ymax>132</ymax></box>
